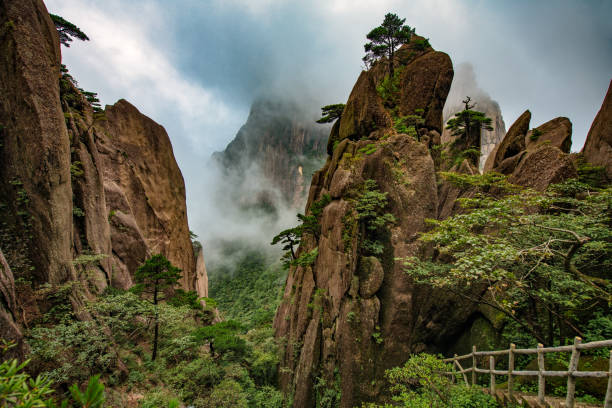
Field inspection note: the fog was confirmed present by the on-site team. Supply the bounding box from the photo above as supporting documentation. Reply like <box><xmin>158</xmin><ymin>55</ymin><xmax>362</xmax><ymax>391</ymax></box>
<box><xmin>45</xmin><ymin>0</ymin><xmax>612</xmax><ymax>267</ymax></box>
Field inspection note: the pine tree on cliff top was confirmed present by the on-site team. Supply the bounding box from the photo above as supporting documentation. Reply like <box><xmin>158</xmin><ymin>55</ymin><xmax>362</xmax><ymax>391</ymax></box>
<box><xmin>363</xmin><ymin>13</ymin><xmax>415</xmax><ymax>76</ymax></box>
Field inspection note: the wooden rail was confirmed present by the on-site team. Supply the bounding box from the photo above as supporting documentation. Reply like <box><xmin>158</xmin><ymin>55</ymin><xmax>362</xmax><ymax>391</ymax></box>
<box><xmin>443</xmin><ymin>337</ymin><xmax>612</xmax><ymax>408</ymax></box>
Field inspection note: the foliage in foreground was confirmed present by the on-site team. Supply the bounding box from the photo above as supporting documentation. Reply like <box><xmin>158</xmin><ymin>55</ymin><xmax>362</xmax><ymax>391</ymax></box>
<box><xmin>25</xmin><ymin>285</ymin><xmax>283</xmax><ymax>407</ymax></box>
<box><xmin>0</xmin><ymin>354</ymin><xmax>105</xmax><ymax>408</ymax></box>
<box><xmin>363</xmin><ymin>354</ymin><xmax>498</xmax><ymax>408</ymax></box>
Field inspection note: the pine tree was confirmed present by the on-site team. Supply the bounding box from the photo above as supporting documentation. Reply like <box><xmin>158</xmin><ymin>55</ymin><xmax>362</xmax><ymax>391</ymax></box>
<box><xmin>446</xmin><ymin>96</ymin><xmax>494</xmax><ymax>164</ymax></box>
<box><xmin>363</xmin><ymin>13</ymin><xmax>415</xmax><ymax>76</ymax></box>
<box><xmin>133</xmin><ymin>254</ymin><xmax>182</xmax><ymax>361</ymax></box>
<box><xmin>49</xmin><ymin>14</ymin><xmax>90</xmax><ymax>47</ymax></box>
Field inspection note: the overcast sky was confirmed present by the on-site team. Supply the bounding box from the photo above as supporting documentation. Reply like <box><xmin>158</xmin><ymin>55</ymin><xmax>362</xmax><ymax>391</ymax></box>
<box><xmin>46</xmin><ymin>0</ymin><xmax>612</xmax><ymax>239</ymax></box>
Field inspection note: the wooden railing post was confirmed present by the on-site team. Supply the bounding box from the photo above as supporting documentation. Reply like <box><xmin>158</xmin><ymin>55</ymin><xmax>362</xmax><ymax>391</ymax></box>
<box><xmin>454</xmin><ymin>354</ymin><xmax>469</xmax><ymax>385</ymax></box>
<box><xmin>537</xmin><ymin>343</ymin><xmax>545</xmax><ymax>404</ymax></box>
<box><xmin>472</xmin><ymin>345</ymin><xmax>477</xmax><ymax>387</ymax></box>
<box><xmin>508</xmin><ymin>343</ymin><xmax>515</xmax><ymax>399</ymax></box>
<box><xmin>565</xmin><ymin>336</ymin><xmax>582</xmax><ymax>408</ymax></box>
<box><xmin>605</xmin><ymin>349</ymin><xmax>612</xmax><ymax>408</ymax></box>
<box><xmin>489</xmin><ymin>355</ymin><xmax>495</xmax><ymax>394</ymax></box>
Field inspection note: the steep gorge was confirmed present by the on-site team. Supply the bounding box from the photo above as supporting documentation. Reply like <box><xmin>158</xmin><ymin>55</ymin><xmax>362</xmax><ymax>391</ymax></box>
<box><xmin>0</xmin><ymin>0</ymin><xmax>206</xmax><ymax>336</ymax></box>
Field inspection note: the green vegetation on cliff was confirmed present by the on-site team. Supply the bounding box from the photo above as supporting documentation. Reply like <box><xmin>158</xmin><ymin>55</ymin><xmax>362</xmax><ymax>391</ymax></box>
<box><xmin>404</xmin><ymin>174</ymin><xmax>611</xmax><ymax>348</ymax></box>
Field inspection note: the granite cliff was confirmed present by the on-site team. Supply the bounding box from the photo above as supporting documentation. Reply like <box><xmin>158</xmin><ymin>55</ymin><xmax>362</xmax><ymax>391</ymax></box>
<box><xmin>214</xmin><ymin>98</ymin><xmax>328</xmax><ymax>211</ymax></box>
<box><xmin>273</xmin><ymin>36</ymin><xmax>610</xmax><ymax>406</ymax></box>
<box><xmin>0</xmin><ymin>0</ymin><xmax>207</xmax><ymax>333</ymax></box>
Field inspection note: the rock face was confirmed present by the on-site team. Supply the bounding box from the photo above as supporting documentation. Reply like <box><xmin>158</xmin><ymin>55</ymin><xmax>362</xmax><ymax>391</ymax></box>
<box><xmin>0</xmin><ymin>0</ymin><xmax>76</xmax><ymax>289</ymax></box>
<box><xmin>96</xmin><ymin>100</ymin><xmax>197</xmax><ymax>291</ymax></box>
<box><xmin>274</xmin><ymin>39</ymin><xmax>467</xmax><ymax>407</ymax></box>
<box><xmin>0</xmin><ymin>0</ymin><xmax>207</xmax><ymax>329</ymax></box>
<box><xmin>0</xmin><ymin>248</ymin><xmax>28</xmax><ymax>360</ymax></box>
<box><xmin>442</xmin><ymin>63</ymin><xmax>506</xmax><ymax>170</ymax></box>
<box><xmin>484</xmin><ymin>110</ymin><xmax>531</xmax><ymax>173</ymax></box>
<box><xmin>525</xmin><ymin>117</ymin><xmax>572</xmax><ymax>153</ymax></box>
<box><xmin>583</xmin><ymin>80</ymin><xmax>612</xmax><ymax>180</ymax></box>
<box><xmin>194</xmin><ymin>247</ymin><xmax>209</xmax><ymax>298</ymax></box>
<box><xmin>214</xmin><ymin>98</ymin><xmax>328</xmax><ymax>210</ymax></box>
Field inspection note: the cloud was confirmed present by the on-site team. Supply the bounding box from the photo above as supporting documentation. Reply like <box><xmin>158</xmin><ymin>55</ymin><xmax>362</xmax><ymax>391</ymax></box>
<box><xmin>45</xmin><ymin>0</ymin><xmax>612</xmax><ymax>253</ymax></box>
<box><xmin>46</xmin><ymin>0</ymin><xmax>243</xmax><ymax>156</ymax></box>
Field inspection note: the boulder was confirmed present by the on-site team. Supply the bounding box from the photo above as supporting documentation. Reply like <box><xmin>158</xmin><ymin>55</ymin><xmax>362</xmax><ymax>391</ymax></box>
<box><xmin>484</xmin><ymin>110</ymin><xmax>531</xmax><ymax>172</ymax></box>
<box><xmin>509</xmin><ymin>146</ymin><xmax>577</xmax><ymax>191</ymax></box>
<box><xmin>397</xmin><ymin>50</ymin><xmax>454</xmax><ymax>133</ymax></box>
<box><xmin>582</xmin><ymin>80</ymin><xmax>612</xmax><ymax>180</ymax></box>
<box><xmin>338</xmin><ymin>71</ymin><xmax>392</xmax><ymax>142</ymax></box>
<box><xmin>525</xmin><ymin>117</ymin><xmax>572</xmax><ymax>153</ymax></box>
<box><xmin>358</xmin><ymin>257</ymin><xmax>384</xmax><ymax>298</ymax></box>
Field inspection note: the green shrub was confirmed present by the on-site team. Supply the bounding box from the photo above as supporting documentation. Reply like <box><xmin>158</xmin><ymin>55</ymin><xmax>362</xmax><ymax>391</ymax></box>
<box><xmin>250</xmin><ymin>386</ymin><xmax>284</xmax><ymax>408</ymax></box>
<box><xmin>363</xmin><ymin>354</ymin><xmax>498</xmax><ymax>408</ymax></box>
<box><xmin>529</xmin><ymin>128</ymin><xmax>542</xmax><ymax>141</ymax></box>
<box><xmin>202</xmin><ymin>379</ymin><xmax>248</xmax><ymax>408</ymax></box>
<box><xmin>165</xmin><ymin>358</ymin><xmax>221</xmax><ymax>403</ymax></box>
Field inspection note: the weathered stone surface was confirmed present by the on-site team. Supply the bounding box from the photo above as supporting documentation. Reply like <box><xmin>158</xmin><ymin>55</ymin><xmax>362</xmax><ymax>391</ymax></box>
<box><xmin>358</xmin><ymin>256</ymin><xmax>384</xmax><ymax>298</ymax></box>
<box><xmin>0</xmin><ymin>249</ymin><xmax>28</xmax><ymax>361</ymax></box>
<box><xmin>397</xmin><ymin>50</ymin><xmax>454</xmax><ymax>133</ymax></box>
<box><xmin>0</xmin><ymin>0</ymin><xmax>76</xmax><ymax>287</ymax></box>
<box><xmin>338</xmin><ymin>71</ymin><xmax>392</xmax><ymax>142</ymax></box>
<box><xmin>275</xmin><ymin>132</ymin><xmax>473</xmax><ymax>407</ymax></box>
<box><xmin>194</xmin><ymin>247</ymin><xmax>208</xmax><ymax>298</ymax></box>
<box><xmin>582</xmin><ymin>80</ymin><xmax>612</xmax><ymax>180</ymax></box>
<box><xmin>509</xmin><ymin>146</ymin><xmax>578</xmax><ymax>191</ymax></box>
<box><xmin>96</xmin><ymin>100</ymin><xmax>196</xmax><ymax>291</ymax></box>
<box><xmin>525</xmin><ymin>117</ymin><xmax>572</xmax><ymax>153</ymax></box>
<box><xmin>484</xmin><ymin>110</ymin><xmax>531</xmax><ymax>172</ymax></box>
<box><xmin>63</xmin><ymin>83</ymin><xmax>114</xmax><ymax>291</ymax></box>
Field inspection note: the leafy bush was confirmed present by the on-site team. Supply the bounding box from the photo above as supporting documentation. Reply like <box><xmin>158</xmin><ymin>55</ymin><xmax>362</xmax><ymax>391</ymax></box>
<box><xmin>363</xmin><ymin>354</ymin><xmax>497</xmax><ymax>408</ymax></box>
<box><xmin>201</xmin><ymin>379</ymin><xmax>248</xmax><ymax>408</ymax></box>
<box><xmin>165</xmin><ymin>358</ymin><xmax>221</xmax><ymax>403</ymax></box>
<box><xmin>193</xmin><ymin>320</ymin><xmax>249</xmax><ymax>359</ymax></box>
<box><xmin>0</xmin><ymin>356</ymin><xmax>106</xmax><ymax>407</ymax></box>
<box><xmin>29</xmin><ymin>320</ymin><xmax>116</xmax><ymax>386</ymax></box>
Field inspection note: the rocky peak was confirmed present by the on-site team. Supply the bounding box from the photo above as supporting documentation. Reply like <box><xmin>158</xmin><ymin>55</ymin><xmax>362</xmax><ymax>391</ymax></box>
<box><xmin>582</xmin><ymin>79</ymin><xmax>612</xmax><ymax>181</ymax></box>
<box><xmin>483</xmin><ymin>111</ymin><xmax>578</xmax><ymax>191</ymax></box>
<box><xmin>0</xmin><ymin>0</ymin><xmax>207</xmax><ymax>329</ymax></box>
<box><xmin>214</xmin><ymin>97</ymin><xmax>328</xmax><ymax>210</ymax></box>
<box><xmin>274</xmin><ymin>36</ymin><xmax>457</xmax><ymax>407</ymax></box>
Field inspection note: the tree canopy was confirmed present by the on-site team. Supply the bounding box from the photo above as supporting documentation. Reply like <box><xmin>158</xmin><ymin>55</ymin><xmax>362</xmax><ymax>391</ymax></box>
<box><xmin>316</xmin><ymin>104</ymin><xmax>345</xmax><ymax>124</ymax></box>
<box><xmin>403</xmin><ymin>174</ymin><xmax>611</xmax><ymax>346</ymax></box>
<box><xmin>363</xmin><ymin>13</ymin><xmax>415</xmax><ymax>75</ymax></box>
<box><xmin>50</xmin><ymin>14</ymin><xmax>90</xmax><ymax>47</ymax></box>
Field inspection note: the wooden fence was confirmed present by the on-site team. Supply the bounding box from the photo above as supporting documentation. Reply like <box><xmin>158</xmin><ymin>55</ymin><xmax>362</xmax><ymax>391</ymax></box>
<box><xmin>443</xmin><ymin>337</ymin><xmax>612</xmax><ymax>408</ymax></box>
